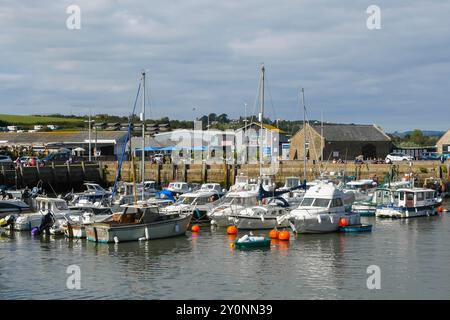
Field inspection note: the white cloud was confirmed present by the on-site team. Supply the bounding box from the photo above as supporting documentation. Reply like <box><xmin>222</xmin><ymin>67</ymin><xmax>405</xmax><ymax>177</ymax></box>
<box><xmin>0</xmin><ymin>0</ymin><xmax>449</xmax><ymax>130</ymax></box>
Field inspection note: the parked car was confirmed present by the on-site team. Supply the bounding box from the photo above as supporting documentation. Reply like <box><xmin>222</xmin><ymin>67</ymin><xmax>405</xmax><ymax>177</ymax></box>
<box><xmin>385</xmin><ymin>153</ymin><xmax>413</xmax><ymax>163</ymax></box>
<box><xmin>419</xmin><ymin>152</ymin><xmax>441</xmax><ymax>161</ymax></box>
<box><xmin>41</xmin><ymin>152</ymin><xmax>72</xmax><ymax>164</ymax></box>
<box><xmin>0</xmin><ymin>155</ymin><xmax>13</xmax><ymax>165</ymax></box>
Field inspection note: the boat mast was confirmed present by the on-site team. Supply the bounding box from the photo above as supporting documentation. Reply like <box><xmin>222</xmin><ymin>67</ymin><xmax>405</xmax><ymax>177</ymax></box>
<box><xmin>259</xmin><ymin>64</ymin><xmax>265</xmax><ymax>176</ymax></box>
<box><xmin>141</xmin><ymin>71</ymin><xmax>146</xmax><ymax>201</ymax></box>
<box><xmin>302</xmin><ymin>88</ymin><xmax>307</xmax><ymax>181</ymax></box>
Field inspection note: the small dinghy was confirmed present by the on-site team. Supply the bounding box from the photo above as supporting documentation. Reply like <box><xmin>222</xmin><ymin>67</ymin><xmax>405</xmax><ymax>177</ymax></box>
<box><xmin>233</xmin><ymin>234</ymin><xmax>271</xmax><ymax>249</ymax></box>
<box><xmin>339</xmin><ymin>224</ymin><xmax>373</xmax><ymax>233</ymax></box>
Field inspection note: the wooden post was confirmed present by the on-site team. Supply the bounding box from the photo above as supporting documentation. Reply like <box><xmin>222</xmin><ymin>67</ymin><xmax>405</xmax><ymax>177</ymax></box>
<box><xmin>19</xmin><ymin>165</ymin><xmax>24</xmax><ymax>188</ymax></box>
<box><xmin>0</xmin><ymin>165</ymin><xmax>5</xmax><ymax>185</ymax></box>
<box><xmin>81</xmin><ymin>161</ymin><xmax>86</xmax><ymax>181</ymax></box>
<box><xmin>172</xmin><ymin>163</ymin><xmax>177</xmax><ymax>180</ymax></box>
<box><xmin>66</xmin><ymin>162</ymin><xmax>72</xmax><ymax>189</ymax></box>
<box><xmin>202</xmin><ymin>162</ymin><xmax>207</xmax><ymax>183</ymax></box>
<box><xmin>183</xmin><ymin>164</ymin><xmax>188</xmax><ymax>182</ymax></box>
<box><xmin>98</xmin><ymin>161</ymin><xmax>104</xmax><ymax>183</ymax></box>
<box><xmin>225</xmin><ymin>163</ymin><xmax>230</xmax><ymax>190</ymax></box>
<box><xmin>35</xmin><ymin>163</ymin><xmax>41</xmax><ymax>182</ymax></box>
<box><xmin>51</xmin><ymin>162</ymin><xmax>57</xmax><ymax>187</ymax></box>
<box><xmin>157</xmin><ymin>163</ymin><xmax>161</xmax><ymax>186</ymax></box>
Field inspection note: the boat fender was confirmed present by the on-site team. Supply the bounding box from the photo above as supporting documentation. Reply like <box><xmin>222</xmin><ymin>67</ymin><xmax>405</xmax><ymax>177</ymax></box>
<box><xmin>174</xmin><ymin>224</ymin><xmax>180</xmax><ymax>233</ymax></box>
<box><xmin>329</xmin><ymin>215</ymin><xmax>334</xmax><ymax>224</ymax></box>
<box><xmin>114</xmin><ymin>236</ymin><xmax>119</xmax><ymax>243</ymax></box>
<box><xmin>317</xmin><ymin>215</ymin><xmax>322</xmax><ymax>224</ymax></box>
<box><xmin>145</xmin><ymin>227</ymin><xmax>149</xmax><ymax>239</ymax></box>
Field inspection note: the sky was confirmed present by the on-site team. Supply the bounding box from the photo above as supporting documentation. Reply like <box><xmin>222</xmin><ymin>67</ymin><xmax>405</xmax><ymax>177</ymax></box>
<box><xmin>0</xmin><ymin>0</ymin><xmax>449</xmax><ymax>132</ymax></box>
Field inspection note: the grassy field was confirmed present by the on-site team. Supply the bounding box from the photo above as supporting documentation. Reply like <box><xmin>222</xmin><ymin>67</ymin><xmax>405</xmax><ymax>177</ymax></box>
<box><xmin>0</xmin><ymin>114</ymin><xmax>84</xmax><ymax>125</ymax></box>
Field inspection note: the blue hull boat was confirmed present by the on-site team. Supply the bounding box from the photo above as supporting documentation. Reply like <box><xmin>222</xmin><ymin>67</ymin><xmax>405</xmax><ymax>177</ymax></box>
<box><xmin>339</xmin><ymin>224</ymin><xmax>373</xmax><ymax>233</ymax></box>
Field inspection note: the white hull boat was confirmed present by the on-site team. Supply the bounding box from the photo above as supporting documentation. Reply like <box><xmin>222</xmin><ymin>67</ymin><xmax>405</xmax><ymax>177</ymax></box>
<box><xmin>279</xmin><ymin>182</ymin><xmax>361</xmax><ymax>234</ymax></box>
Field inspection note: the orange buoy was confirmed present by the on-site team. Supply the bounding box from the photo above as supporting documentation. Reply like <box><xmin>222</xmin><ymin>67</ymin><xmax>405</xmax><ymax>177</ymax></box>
<box><xmin>269</xmin><ymin>229</ymin><xmax>279</xmax><ymax>239</ymax></box>
<box><xmin>338</xmin><ymin>217</ymin><xmax>348</xmax><ymax>227</ymax></box>
<box><xmin>227</xmin><ymin>225</ymin><xmax>238</xmax><ymax>235</ymax></box>
<box><xmin>278</xmin><ymin>230</ymin><xmax>290</xmax><ymax>241</ymax></box>
<box><xmin>191</xmin><ymin>225</ymin><xmax>200</xmax><ymax>233</ymax></box>
<box><xmin>438</xmin><ymin>206</ymin><xmax>444</xmax><ymax>214</ymax></box>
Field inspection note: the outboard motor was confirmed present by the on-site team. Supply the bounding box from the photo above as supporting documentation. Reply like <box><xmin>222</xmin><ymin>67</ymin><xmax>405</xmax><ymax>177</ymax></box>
<box><xmin>31</xmin><ymin>211</ymin><xmax>55</xmax><ymax>236</ymax></box>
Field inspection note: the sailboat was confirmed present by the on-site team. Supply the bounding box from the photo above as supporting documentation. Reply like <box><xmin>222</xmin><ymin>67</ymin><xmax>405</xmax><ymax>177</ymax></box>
<box><xmin>86</xmin><ymin>71</ymin><xmax>192</xmax><ymax>243</ymax></box>
<box><xmin>228</xmin><ymin>65</ymin><xmax>293</xmax><ymax>230</ymax></box>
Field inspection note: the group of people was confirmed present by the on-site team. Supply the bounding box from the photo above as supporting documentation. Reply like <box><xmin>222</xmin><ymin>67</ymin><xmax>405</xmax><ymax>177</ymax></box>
<box><xmin>14</xmin><ymin>157</ymin><xmax>41</xmax><ymax>168</ymax></box>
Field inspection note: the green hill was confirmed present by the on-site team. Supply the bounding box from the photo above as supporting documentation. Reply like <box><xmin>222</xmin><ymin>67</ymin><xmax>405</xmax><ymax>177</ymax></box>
<box><xmin>0</xmin><ymin>114</ymin><xmax>84</xmax><ymax>125</ymax></box>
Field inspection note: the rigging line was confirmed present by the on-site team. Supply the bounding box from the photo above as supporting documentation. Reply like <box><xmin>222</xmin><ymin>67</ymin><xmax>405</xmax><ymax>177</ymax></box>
<box><xmin>112</xmin><ymin>82</ymin><xmax>142</xmax><ymax>197</ymax></box>
<box><xmin>146</xmin><ymin>77</ymin><xmax>152</xmax><ymax>120</ymax></box>
<box><xmin>264</xmin><ymin>73</ymin><xmax>277</xmax><ymax>124</ymax></box>
<box><xmin>250</xmin><ymin>70</ymin><xmax>263</xmax><ymax>125</ymax></box>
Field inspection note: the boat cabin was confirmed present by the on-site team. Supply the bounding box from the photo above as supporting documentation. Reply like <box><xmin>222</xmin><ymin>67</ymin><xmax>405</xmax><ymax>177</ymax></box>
<box><xmin>112</xmin><ymin>204</ymin><xmax>162</xmax><ymax>224</ymax></box>
<box><xmin>176</xmin><ymin>191</ymin><xmax>220</xmax><ymax>205</ymax></box>
<box><xmin>199</xmin><ymin>183</ymin><xmax>224</xmax><ymax>195</ymax></box>
<box><xmin>167</xmin><ymin>182</ymin><xmax>191</xmax><ymax>193</ymax></box>
<box><xmin>84</xmin><ymin>183</ymin><xmax>108</xmax><ymax>194</ymax></box>
<box><xmin>393</xmin><ymin>188</ymin><xmax>437</xmax><ymax>208</ymax></box>
<box><xmin>36</xmin><ymin>197</ymin><xmax>69</xmax><ymax>213</ymax></box>
<box><xmin>282</xmin><ymin>177</ymin><xmax>301</xmax><ymax>189</ymax></box>
<box><xmin>299</xmin><ymin>183</ymin><xmax>345</xmax><ymax>211</ymax></box>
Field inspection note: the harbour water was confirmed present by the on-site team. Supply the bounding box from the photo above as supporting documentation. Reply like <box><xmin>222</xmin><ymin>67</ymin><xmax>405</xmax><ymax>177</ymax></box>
<box><xmin>1</xmin><ymin>200</ymin><xmax>449</xmax><ymax>300</ymax></box>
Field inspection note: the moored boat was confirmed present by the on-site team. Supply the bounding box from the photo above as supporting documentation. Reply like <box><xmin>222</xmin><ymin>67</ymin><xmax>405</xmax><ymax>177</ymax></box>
<box><xmin>375</xmin><ymin>188</ymin><xmax>441</xmax><ymax>219</ymax></box>
<box><xmin>278</xmin><ymin>182</ymin><xmax>361</xmax><ymax>234</ymax></box>
<box><xmin>86</xmin><ymin>203</ymin><xmax>192</xmax><ymax>243</ymax></box>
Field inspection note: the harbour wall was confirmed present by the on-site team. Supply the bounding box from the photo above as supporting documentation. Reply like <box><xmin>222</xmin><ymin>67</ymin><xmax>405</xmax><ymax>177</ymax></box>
<box><xmin>1</xmin><ymin>161</ymin><xmax>449</xmax><ymax>192</ymax></box>
<box><xmin>101</xmin><ymin>161</ymin><xmax>450</xmax><ymax>189</ymax></box>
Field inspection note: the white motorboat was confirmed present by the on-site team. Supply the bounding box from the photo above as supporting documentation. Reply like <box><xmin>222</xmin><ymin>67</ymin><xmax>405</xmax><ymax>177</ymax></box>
<box><xmin>375</xmin><ymin>188</ymin><xmax>441</xmax><ymax>218</ymax></box>
<box><xmin>198</xmin><ymin>183</ymin><xmax>226</xmax><ymax>197</ymax></box>
<box><xmin>160</xmin><ymin>190</ymin><xmax>221</xmax><ymax>224</ymax></box>
<box><xmin>85</xmin><ymin>203</ymin><xmax>192</xmax><ymax>243</ymax></box>
<box><xmin>166</xmin><ymin>182</ymin><xmax>192</xmax><ymax>196</ymax></box>
<box><xmin>343</xmin><ymin>179</ymin><xmax>377</xmax><ymax>202</ymax></box>
<box><xmin>278</xmin><ymin>182</ymin><xmax>360</xmax><ymax>234</ymax></box>
<box><xmin>231</xmin><ymin>198</ymin><xmax>291</xmax><ymax>230</ymax></box>
<box><xmin>208</xmin><ymin>190</ymin><xmax>259</xmax><ymax>227</ymax></box>
<box><xmin>11</xmin><ymin>197</ymin><xmax>80</xmax><ymax>232</ymax></box>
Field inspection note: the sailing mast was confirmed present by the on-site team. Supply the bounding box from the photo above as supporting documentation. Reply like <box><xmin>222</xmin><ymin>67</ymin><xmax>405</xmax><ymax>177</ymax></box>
<box><xmin>140</xmin><ymin>71</ymin><xmax>146</xmax><ymax>201</ymax></box>
<box><xmin>302</xmin><ymin>88</ymin><xmax>307</xmax><ymax>182</ymax></box>
<box><xmin>259</xmin><ymin>64</ymin><xmax>265</xmax><ymax>176</ymax></box>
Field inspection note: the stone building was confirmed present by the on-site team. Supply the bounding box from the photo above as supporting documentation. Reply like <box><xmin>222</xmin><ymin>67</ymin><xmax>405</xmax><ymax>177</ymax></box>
<box><xmin>289</xmin><ymin>123</ymin><xmax>392</xmax><ymax>161</ymax></box>
<box><xmin>436</xmin><ymin>129</ymin><xmax>450</xmax><ymax>154</ymax></box>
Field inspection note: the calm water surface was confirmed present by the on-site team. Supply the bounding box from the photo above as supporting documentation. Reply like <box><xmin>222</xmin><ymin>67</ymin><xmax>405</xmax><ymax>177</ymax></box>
<box><xmin>1</xmin><ymin>200</ymin><xmax>450</xmax><ymax>300</ymax></box>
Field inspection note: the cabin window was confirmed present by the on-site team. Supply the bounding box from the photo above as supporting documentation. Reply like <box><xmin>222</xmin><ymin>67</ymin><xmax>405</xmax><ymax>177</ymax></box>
<box><xmin>398</xmin><ymin>192</ymin><xmax>404</xmax><ymax>201</ymax></box>
<box><xmin>331</xmin><ymin>198</ymin><xmax>343</xmax><ymax>207</ymax></box>
<box><xmin>301</xmin><ymin>198</ymin><xmax>315</xmax><ymax>206</ymax></box>
<box><xmin>314</xmin><ymin>199</ymin><xmax>330</xmax><ymax>208</ymax></box>
<box><xmin>54</xmin><ymin>202</ymin><xmax>68</xmax><ymax>210</ymax></box>
<box><xmin>406</xmin><ymin>193</ymin><xmax>414</xmax><ymax>201</ymax></box>
<box><xmin>416</xmin><ymin>192</ymin><xmax>424</xmax><ymax>201</ymax></box>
